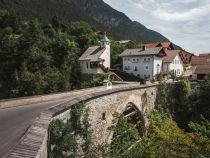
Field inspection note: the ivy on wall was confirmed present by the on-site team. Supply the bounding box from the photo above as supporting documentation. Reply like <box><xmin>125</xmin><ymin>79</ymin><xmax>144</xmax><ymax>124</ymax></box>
<box><xmin>49</xmin><ymin>102</ymin><xmax>92</xmax><ymax>158</ymax></box>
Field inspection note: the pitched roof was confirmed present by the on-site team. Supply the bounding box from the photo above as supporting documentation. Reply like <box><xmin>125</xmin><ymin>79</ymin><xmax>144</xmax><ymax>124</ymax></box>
<box><xmin>144</xmin><ymin>42</ymin><xmax>173</xmax><ymax>49</ymax></box>
<box><xmin>199</xmin><ymin>53</ymin><xmax>210</xmax><ymax>57</ymax></box>
<box><xmin>79</xmin><ymin>46</ymin><xmax>106</xmax><ymax>62</ymax></box>
<box><xmin>191</xmin><ymin>55</ymin><xmax>210</xmax><ymax>65</ymax></box>
<box><xmin>191</xmin><ymin>54</ymin><xmax>210</xmax><ymax>74</ymax></box>
<box><xmin>161</xmin><ymin>42</ymin><xmax>172</xmax><ymax>48</ymax></box>
<box><xmin>116</xmin><ymin>40</ymin><xmax>131</xmax><ymax>44</ymax></box>
<box><xmin>119</xmin><ymin>47</ymin><xmax>164</xmax><ymax>57</ymax></box>
<box><xmin>194</xmin><ymin>64</ymin><xmax>210</xmax><ymax>74</ymax></box>
<box><xmin>163</xmin><ymin>50</ymin><xmax>181</xmax><ymax>63</ymax></box>
<box><xmin>144</xmin><ymin>42</ymin><xmax>161</xmax><ymax>48</ymax></box>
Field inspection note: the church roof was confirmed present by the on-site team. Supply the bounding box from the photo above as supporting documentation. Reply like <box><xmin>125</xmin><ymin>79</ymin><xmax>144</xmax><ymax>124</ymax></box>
<box><xmin>119</xmin><ymin>47</ymin><xmax>164</xmax><ymax>57</ymax></box>
<box><xmin>79</xmin><ymin>46</ymin><xmax>106</xmax><ymax>62</ymax></box>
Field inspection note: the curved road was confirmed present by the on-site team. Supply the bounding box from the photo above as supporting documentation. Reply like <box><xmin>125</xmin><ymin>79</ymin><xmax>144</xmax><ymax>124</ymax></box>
<box><xmin>0</xmin><ymin>84</ymin><xmax>136</xmax><ymax>157</ymax></box>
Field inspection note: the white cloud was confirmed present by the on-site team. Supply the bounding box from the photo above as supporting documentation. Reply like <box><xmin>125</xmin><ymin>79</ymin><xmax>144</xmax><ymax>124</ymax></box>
<box><xmin>153</xmin><ymin>4</ymin><xmax>210</xmax><ymax>21</ymax></box>
<box><xmin>103</xmin><ymin>0</ymin><xmax>210</xmax><ymax>54</ymax></box>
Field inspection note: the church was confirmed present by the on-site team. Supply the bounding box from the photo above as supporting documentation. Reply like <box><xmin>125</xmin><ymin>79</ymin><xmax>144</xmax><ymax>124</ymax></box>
<box><xmin>79</xmin><ymin>34</ymin><xmax>110</xmax><ymax>74</ymax></box>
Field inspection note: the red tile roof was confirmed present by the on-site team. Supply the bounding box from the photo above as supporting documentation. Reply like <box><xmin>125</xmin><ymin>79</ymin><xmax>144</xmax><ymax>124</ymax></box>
<box><xmin>144</xmin><ymin>42</ymin><xmax>160</xmax><ymax>48</ymax></box>
<box><xmin>191</xmin><ymin>54</ymin><xmax>210</xmax><ymax>75</ymax></box>
<box><xmin>199</xmin><ymin>53</ymin><xmax>210</xmax><ymax>57</ymax></box>
<box><xmin>163</xmin><ymin>50</ymin><xmax>180</xmax><ymax>63</ymax></box>
<box><xmin>161</xmin><ymin>42</ymin><xmax>172</xmax><ymax>48</ymax></box>
<box><xmin>194</xmin><ymin>64</ymin><xmax>210</xmax><ymax>74</ymax></box>
<box><xmin>144</xmin><ymin>42</ymin><xmax>172</xmax><ymax>49</ymax></box>
<box><xmin>191</xmin><ymin>55</ymin><xmax>210</xmax><ymax>65</ymax></box>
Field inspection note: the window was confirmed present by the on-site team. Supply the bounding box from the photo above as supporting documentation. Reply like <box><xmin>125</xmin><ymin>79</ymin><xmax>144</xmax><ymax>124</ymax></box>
<box><xmin>124</xmin><ymin>58</ymin><xmax>127</xmax><ymax>61</ymax></box>
<box><xmin>137</xmin><ymin>58</ymin><xmax>139</xmax><ymax>62</ymax></box>
<box><xmin>125</xmin><ymin>66</ymin><xmax>130</xmax><ymax>70</ymax></box>
<box><xmin>134</xmin><ymin>66</ymin><xmax>138</xmax><ymax>71</ymax></box>
<box><xmin>157</xmin><ymin>64</ymin><xmax>160</xmax><ymax>73</ymax></box>
<box><xmin>128</xmin><ymin>58</ymin><xmax>130</xmax><ymax>61</ymax></box>
<box><xmin>144</xmin><ymin>57</ymin><xmax>151</xmax><ymax>62</ymax></box>
<box><xmin>86</xmin><ymin>62</ymin><xmax>89</xmax><ymax>69</ymax></box>
<box><xmin>145</xmin><ymin>66</ymin><xmax>149</xmax><ymax>70</ymax></box>
<box><xmin>177</xmin><ymin>69</ymin><xmax>180</xmax><ymax>75</ymax></box>
<box><xmin>133</xmin><ymin>58</ymin><xmax>135</xmax><ymax>62</ymax></box>
<box><xmin>144</xmin><ymin>74</ymin><xmax>150</xmax><ymax>79</ymax></box>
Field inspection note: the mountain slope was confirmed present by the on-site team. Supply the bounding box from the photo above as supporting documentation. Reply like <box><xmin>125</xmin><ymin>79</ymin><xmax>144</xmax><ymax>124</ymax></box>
<box><xmin>0</xmin><ymin>0</ymin><xmax>169</xmax><ymax>43</ymax></box>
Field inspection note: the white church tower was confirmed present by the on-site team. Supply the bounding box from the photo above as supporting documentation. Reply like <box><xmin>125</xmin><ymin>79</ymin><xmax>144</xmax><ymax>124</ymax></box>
<box><xmin>100</xmin><ymin>33</ymin><xmax>111</xmax><ymax>70</ymax></box>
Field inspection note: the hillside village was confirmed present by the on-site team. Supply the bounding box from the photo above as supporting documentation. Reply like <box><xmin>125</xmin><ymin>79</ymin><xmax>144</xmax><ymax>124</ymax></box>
<box><xmin>0</xmin><ymin>1</ymin><xmax>210</xmax><ymax>157</ymax></box>
<box><xmin>79</xmin><ymin>34</ymin><xmax>210</xmax><ymax>82</ymax></box>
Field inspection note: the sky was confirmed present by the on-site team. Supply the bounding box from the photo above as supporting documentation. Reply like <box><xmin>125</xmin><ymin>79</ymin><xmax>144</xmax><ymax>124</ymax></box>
<box><xmin>103</xmin><ymin>0</ymin><xmax>210</xmax><ymax>54</ymax></box>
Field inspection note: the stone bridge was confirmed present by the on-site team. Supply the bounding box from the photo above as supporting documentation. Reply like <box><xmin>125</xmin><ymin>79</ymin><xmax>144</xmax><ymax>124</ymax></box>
<box><xmin>1</xmin><ymin>83</ymin><xmax>158</xmax><ymax>158</ymax></box>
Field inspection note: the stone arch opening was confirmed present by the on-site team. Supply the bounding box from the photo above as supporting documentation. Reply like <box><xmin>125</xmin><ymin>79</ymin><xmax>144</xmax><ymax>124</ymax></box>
<box><xmin>123</xmin><ymin>102</ymin><xmax>145</xmax><ymax>137</ymax></box>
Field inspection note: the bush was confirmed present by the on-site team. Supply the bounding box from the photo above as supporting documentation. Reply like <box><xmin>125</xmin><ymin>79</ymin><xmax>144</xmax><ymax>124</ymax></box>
<box><xmin>139</xmin><ymin>78</ymin><xmax>146</xmax><ymax>84</ymax></box>
<box><xmin>80</xmin><ymin>74</ymin><xmax>108</xmax><ymax>89</ymax></box>
<box><xmin>156</xmin><ymin>73</ymin><xmax>164</xmax><ymax>81</ymax></box>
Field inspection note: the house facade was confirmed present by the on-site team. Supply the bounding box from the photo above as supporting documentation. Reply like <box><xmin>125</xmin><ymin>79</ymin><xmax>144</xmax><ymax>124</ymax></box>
<box><xmin>119</xmin><ymin>47</ymin><xmax>166</xmax><ymax>80</ymax></box>
<box><xmin>163</xmin><ymin>50</ymin><xmax>184</xmax><ymax>77</ymax></box>
<box><xmin>119</xmin><ymin>47</ymin><xmax>184</xmax><ymax>80</ymax></box>
<box><xmin>79</xmin><ymin>35</ymin><xmax>110</xmax><ymax>74</ymax></box>
<box><xmin>144</xmin><ymin>42</ymin><xmax>194</xmax><ymax>64</ymax></box>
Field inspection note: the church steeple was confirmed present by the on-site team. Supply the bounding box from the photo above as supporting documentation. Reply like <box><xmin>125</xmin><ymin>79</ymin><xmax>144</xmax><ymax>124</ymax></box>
<box><xmin>100</xmin><ymin>32</ymin><xmax>110</xmax><ymax>48</ymax></box>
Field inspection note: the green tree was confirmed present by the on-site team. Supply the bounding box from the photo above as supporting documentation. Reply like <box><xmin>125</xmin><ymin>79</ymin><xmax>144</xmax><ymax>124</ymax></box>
<box><xmin>124</xmin><ymin>109</ymin><xmax>210</xmax><ymax>158</ymax></box>
<box><xmin>156</xmin><ymin>81</ymin><xmax>168</xmax><ymax>107</ymax></box>
<box><xmin>49</xmin><ymin>103</ymin><xmax>92</xmax><ymax>158</ymax></box>
<box><xmin>110</xmin><ymin>42</ymin><xmax>124</xmax><ymax>69</ymax></box>
<box><xmin>107</xmin><ymin>113</ymin><xmax>140</xmax><ymax>158</ymax></box>
<box><xmin>187</xmin><ymin>73</ymin><xmax>210</xmax><ymax>123</ymax></box>
<box><xmin>51</xmin><ymin>15</ymin><xmax>60</xmax><ymax>30</ymax></box>
<box><xmin>69</xmin><ymin>21</ymin><xmax>97</xmax><ymax>51</ymax></box>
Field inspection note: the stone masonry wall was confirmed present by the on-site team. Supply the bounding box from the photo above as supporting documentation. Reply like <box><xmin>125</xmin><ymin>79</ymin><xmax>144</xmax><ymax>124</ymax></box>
<box><xmin>85</xmin><ymin>87</ymin><xmax>157</xmax><ymax>146</ymax></box>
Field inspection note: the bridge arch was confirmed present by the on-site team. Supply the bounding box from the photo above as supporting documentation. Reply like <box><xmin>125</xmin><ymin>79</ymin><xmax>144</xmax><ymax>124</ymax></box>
<box><xmin>123</xmin><ymin>102</ymin><xmax>146</xmax><ymax>137</ymax></box>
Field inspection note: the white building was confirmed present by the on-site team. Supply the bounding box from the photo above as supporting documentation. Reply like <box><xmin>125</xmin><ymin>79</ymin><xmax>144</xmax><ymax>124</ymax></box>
<box><xmin>119</xmin><ymin>47</ymin><xmax>166</xmax><ymax>80</ymax></box>
<box><xmin>119</xmin><ymin>47</ymin><xmax>184</xmax><ymax>80</ymax></box>
<box><xmin>163</xmin><ymin>50</ymin><xmax>184</xmax><ymax>77</ymax></box>
<box><xmin>79</xmin><ymin>35</ymin><xmax>110</xmax><ymax>74</ymax></box>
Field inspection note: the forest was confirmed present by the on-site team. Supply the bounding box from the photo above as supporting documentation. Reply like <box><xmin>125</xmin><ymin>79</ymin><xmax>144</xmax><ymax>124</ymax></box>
<box><xmin>0</xmin><ymin>9</ymin><xmax>140</xmax><ymax>99</ymax></box>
